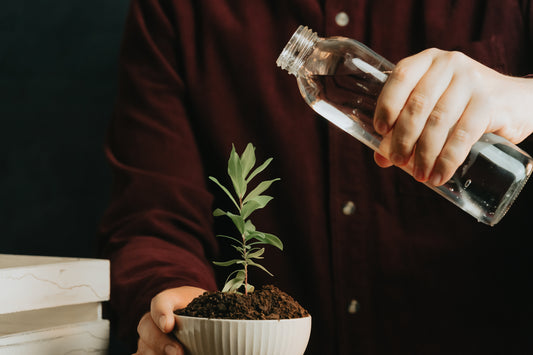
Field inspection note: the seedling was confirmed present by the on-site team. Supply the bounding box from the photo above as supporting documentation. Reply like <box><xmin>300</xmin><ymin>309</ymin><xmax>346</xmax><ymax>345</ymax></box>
<box><xmin>209</xmin><ymin>143</ymin><xmax>283</xmax><ymax>295</ymax></box>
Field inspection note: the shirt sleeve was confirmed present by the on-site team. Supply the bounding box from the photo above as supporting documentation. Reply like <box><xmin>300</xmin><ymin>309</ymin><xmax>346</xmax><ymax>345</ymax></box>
<box><xmin>98</xmin><ymin>0</ymin><xmax>218</xmax><ymax>343</ymax></box>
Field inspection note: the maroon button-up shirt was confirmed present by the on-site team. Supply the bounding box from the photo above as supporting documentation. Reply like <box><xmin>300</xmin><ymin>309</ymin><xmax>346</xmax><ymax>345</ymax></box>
<box><xmin>100</xmin><ymin>1</ymin><xmax>533</xmax><ymax>353</ymax></box>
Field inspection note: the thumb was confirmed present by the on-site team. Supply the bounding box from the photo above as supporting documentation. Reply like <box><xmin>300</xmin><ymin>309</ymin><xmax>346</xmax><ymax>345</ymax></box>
<box><xmin>150</xmin><ymin>286</ymin><xmax>206</xmax><ymax>333</ymax></box>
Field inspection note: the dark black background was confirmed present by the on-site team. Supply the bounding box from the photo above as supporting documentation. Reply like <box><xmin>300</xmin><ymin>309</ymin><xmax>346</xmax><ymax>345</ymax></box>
<box><xmin>1</xmin><ymin>1</ymin><xmax>130</xmax><ymax>258</ymax></box>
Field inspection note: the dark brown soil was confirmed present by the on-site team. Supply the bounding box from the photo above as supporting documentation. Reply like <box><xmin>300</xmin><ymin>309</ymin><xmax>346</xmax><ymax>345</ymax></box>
<box><xmin>175</xmin><ymin>285</ymin><xmax>309</xmax><ymax>320</ymax></box>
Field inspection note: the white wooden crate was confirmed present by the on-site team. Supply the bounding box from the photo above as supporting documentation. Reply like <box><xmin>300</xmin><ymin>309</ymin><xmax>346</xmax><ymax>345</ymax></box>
<box><xmin>0</xmin><ymin>255</ymin><xmax>110</xmax><ymax>354</ymax></box>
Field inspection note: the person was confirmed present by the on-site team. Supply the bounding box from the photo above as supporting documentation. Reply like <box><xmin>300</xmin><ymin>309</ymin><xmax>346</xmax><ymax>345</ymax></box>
<box><xmin>99</xmin><ymin>1</ymin><xmax>533</xmax><ymax>354</ymax></box>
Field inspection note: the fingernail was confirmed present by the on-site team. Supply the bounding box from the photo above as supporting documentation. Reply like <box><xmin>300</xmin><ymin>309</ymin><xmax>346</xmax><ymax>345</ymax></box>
<box><xmin>414</xmin><ymin>167</ymin><xmax>426</xmax><ymax>182</ymax></box>
<box><xmin>158</xmin><ymin>315</ymin><xmax>167</xmax><ymax>331</ymax></box>
<box><xmin>164</xmin><ymin>344</ymin><xmax>180</xmax><ymax>355</ymax></box>
<box><xmin>375</xmin><ymin>120</ymin><xmax>388</xmax><ymax>135</ymax></box>
<box><xmin>429</xmin><ymin>172</ymin><xmax>442</xmax><ymax>186</ymax></box>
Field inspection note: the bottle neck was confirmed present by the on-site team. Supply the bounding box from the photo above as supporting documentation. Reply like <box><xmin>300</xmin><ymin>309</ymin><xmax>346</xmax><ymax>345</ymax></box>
<box><xmin>276</xmin><ymin>26</ymin><xmax>319</xmax><ymax>76</ymax></box>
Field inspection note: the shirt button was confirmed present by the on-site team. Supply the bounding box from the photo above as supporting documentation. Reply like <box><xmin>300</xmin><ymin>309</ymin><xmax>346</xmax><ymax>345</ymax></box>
<box><xmin>335</xmin><ymin>12</ymin><xmax>350</xmax><ymax>27</ymax></box>
<box><xmin>342</xmin><ymin>201</ymin><xmax>356</xmax><ymax>215</ymax></box>
<box><xmin>348</xmin><ymin>299</ymin><xmax>359</xmax><ymax>314</ymax></box>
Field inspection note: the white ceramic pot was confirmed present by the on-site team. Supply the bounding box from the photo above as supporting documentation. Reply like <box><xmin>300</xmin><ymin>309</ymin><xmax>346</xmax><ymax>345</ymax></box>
<box><xmin>174</xmin><ymin>315</ymin><xmax>312</xmax><ymax>355</ymax></box>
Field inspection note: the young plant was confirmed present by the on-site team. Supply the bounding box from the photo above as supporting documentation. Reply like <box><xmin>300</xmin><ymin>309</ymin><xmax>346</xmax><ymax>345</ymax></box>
<box><xmin>209</xmin><ymin>143</ymin><xmax>283</xmax><ymax>295</ymax></box>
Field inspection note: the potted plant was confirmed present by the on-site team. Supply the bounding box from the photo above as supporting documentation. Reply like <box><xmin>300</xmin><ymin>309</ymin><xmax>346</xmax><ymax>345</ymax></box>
<box><xmin>173</xmin><ymin>143</ymin><xmax>312</xmax><ymax>355</ymax></box>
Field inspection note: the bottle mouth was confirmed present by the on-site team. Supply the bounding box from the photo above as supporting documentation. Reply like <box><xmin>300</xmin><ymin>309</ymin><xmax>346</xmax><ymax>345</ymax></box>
<box><xmin>276</xmin><ymin>25</ymin><xmax>318</xmax><ymax>76</ymax></box>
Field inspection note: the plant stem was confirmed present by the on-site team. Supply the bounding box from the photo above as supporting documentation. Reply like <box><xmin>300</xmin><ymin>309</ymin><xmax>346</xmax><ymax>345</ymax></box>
<box><xmin>243</xmin><ymin>234</ymin><xmax>248</xmax><ymax>296</ymax></box>
<box><xmin>239</xmin><ymin>196</ymin><xmax>249</xmax><ymax>295</ymax></box>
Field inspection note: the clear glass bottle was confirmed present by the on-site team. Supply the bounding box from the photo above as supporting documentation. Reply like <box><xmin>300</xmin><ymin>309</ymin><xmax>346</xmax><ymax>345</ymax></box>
<box><xmin>277</xmin><ymin>25</ymin><xmax>533</xmax><ymax>226</ymax></box>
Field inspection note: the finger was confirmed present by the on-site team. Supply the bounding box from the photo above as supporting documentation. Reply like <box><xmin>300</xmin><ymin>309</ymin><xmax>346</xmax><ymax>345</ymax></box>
<box><xmin>376</xmin><ymin>131</ymin><xmax>415</xmax><ymax>172</ymax></box>
<box><xmin>390</xmin><ymin>50</ymin><xmax>454</xmax><ymax>166</ymax></box>
<box><xmin>429</xmin><ymin>98</ymin><xmax>488</xmax><ymax>186</ymax></box>
<box><xmin>137</xmin><ymin>313</ymin><xmax>184</xmax><ymax>355</ymax></box>
<box><xmin>412</xmin><ymin>74</ymin><xmax>472</xmax><ymax>181</ymax></box>
<box><xmin>374</xmin><ymin>49</ymin><xmax>434</xmax><ymax>136</ymax></box>
<box><xmin>151</xmin><ymin>287</ymin><xmax>206</xmax><ymax>333</ymax></box>
<box><xmin>374</xmin><ymin>151</ymin><xmax>394</xmax><ymax>167</ymax></box>
<box><xmin>136</xmin><ymin>338</ymin><xmax>156</xmax><ymax>355</ymax></box>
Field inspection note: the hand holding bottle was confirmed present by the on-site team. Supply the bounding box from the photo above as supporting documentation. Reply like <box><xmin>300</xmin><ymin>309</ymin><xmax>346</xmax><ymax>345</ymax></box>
<box><xmin>278</xmin><ymin>26</ymin><xmax>533</xmax><ymax>225</ymax></box>
<box><xmin>373</xmin><ymin>48</ymin><xmax>533</xmax><ymax>186</ymax></box>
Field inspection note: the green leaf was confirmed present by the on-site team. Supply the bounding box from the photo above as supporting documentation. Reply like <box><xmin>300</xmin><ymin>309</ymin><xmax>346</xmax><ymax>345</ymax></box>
<box><xmin>222</xmin><ymin>270</ymin><xmax>245</xmax><ymax>293</ymax></box>
<box><xmin>240</xmin><ymin>200</ymin><xmax>261</xmax><ymax>220</ymax></box>
<box><xmin>247</xmin><ymin>195</ymin><xmax>274</xmax><ymax>207</ymax></box>
<box><xmin>240</xmin><ymin>143</ymin><xmax>256</xmax><ymax>178</ymax></box>
<box><xmin>245</xmin><ymin>283</ymin><xmax>255</xmax><ymax>293</ymax></box>
<box><xmin>247</xmin><ymin>248</ymin><xmax>265</xmax><ymax>259</ymax></box>
<box><xmin>245</xmin><ymin>231</ymin><xmax>264</xmax><ymax>242</ymax></box>
<box><xmin>262</xmin><ymin>233</ymin><xmax>283</xmax><ymax>250</ymax></box>
<box><xmin>209</xmin><ymin>176</ymin><xmax>239</xmax><ymax>210</ymax></box>
<box><xmin>241</xmin><ymin>196</ymin><xmax>273</xmax><ymax>220</ymax></box>
<box><xmin>213</xmin><ymin>208</ymin><xmax>226</xmax><ymax>217</ymax></box>
<box><xmin>244</xmin><ymin>220</ymin><xmax>256</xmax><ymax>234</ymax></box>
<box><xmin>248</xmin><ymin>232</ymin><xmax>283</xmax><ymax>250</ymax></box>
<box><xmin>227</xmin><ymin>212</ymin><xmax>245</xmax><ymax>234</ymax></box>
<box><xmin>215</xmin><ymin>234</ymin><xmax>242</xmax><ymax>245</ymax></box>
<box><xmin>228</xmin><ymin>145</ymin><xmax>246</xmax><ymax>198</ymax></box>
<box><xmin>246</xmin><ymin>157</ymin><xmax>272</xmax><ymax>183</ymax></box>
<box><xmin>222</xmin><ymin>277</ymin><xmax>244</xmax><ymax>292</ymax></box>
<box><xmin>231</xmin><ymin>245</ymin><xmax>245</xmax><ymax>254</ymax></box>
<box><xmin>243</xmin><ymin>178</ymin><xmax>280</xmax><ymax>203</ymax></box>
<box><xmin>247</xmin><ymin>260</ymin><xmax>273</xmax><ymax>276</ymax></box>
<box><xmin>213</xmin><ymin>259</ymin><xmax>242</xmax><ymax>267</ymax></box>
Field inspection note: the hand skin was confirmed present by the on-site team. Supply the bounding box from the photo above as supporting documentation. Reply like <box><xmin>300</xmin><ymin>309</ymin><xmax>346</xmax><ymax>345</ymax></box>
<box><xmin>133</xmin><ymin>286</ymin><xmax>206</xmax><ymax>355</ymax></box>
<box><xmin>373</xmin><ymin>48</ymin><xmax>533</xmax><ymax>186</ymax></box>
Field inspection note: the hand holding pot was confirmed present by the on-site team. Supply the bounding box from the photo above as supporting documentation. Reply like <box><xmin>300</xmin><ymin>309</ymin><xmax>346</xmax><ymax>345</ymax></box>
<box><xmin>134</xmin><ymin>286</ymin><xmax>206</xmax><ymax>355</ymax></box>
